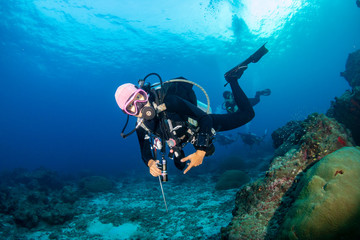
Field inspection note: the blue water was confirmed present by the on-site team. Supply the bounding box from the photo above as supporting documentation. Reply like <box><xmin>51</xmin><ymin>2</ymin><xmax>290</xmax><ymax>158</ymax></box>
<box><xmin>1</xmin><ymin>0</ymin><xmax>359</xmax><ymax>174</ymax></box>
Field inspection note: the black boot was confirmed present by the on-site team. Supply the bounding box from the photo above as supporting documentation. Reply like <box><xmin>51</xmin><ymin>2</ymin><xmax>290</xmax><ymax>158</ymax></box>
<box><xmin>225</xmin><ymin>65</ymin><xmax>248</xmax><ymax>83</ymax></box>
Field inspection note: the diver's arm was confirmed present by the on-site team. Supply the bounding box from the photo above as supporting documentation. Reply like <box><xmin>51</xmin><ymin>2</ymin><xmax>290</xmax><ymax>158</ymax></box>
<box><xmin>136</xmin><ymin>127</ymin><xmax>154</xmax><ymax>167</ymax></box>
<box><xmin>136</xmin><ymin>128</ymin><xmax>161</xmax><ymax>177</ymax></box>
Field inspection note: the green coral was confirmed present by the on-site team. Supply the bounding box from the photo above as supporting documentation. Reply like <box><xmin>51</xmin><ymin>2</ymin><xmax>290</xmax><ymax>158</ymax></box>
<box><xmin>277</xmin><ymin>147</ymin><xmax>360</xmax><ymax>240</ymax></box>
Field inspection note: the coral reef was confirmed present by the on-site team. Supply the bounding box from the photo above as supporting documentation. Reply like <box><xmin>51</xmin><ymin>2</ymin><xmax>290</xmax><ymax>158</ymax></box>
<box><xmin>215</xmin><ymin>170</ymin><xmax>251</xmax><ymax>190</ymax></box>
<box><xmin>276</xmin><ymin>147</ymin><xmax>360</xmax><ymax>240</ymax></box>
<box><xmin>327</xmin><ymin>87</ymin><xmax>360</xmax><ymax>145</ymax></box>
<box><xmin>271</xmin><ymin>120</ymin><xmax>304</xmax><ymax>157</ymax></box>
<box><xmin>5</xmin><ymin>167</ymin><xmax>64</xmax><ymax>192</ymax></box>
<box><xmin>0</xmin><ymin>173</ymin><xmax>237</xmax><ymax>239</ymax></box>
<box><xmin>221</xmin><ymin>113</ymin><xmax>355</xmax><ymax>240</ymax></box>
<box><xmin>0</xmin><ymin>168</ymin><xmax>78</xmax><ymax>229</ymax></box>
<box><xmin>0</xmin><ymin>171</ymin><xmax>117</xmax><ymax>230</ymax></box>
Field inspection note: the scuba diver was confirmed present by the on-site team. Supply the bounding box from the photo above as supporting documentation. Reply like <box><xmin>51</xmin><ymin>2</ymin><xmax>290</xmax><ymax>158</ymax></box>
<box><xmin>222</xmin><ymin>89</ymin><xmax>271</xmax><ymax>113</ymax></box>
<box><xmin>215</xmin><ymin>129</ymin><xmax>268</xmax><ymax>147</ymax></box>
<box><xmin>238</xmin><ymin>130</ymin><xmax>268</xmax><ymax>147</ymax></box>
<box><xmin>215</xmin><ymin>132</ymin><xmax>240</xmax><ymax>146</ymax></box>
<box><xmin>114</xmin><ymin>44</ymin><xmax>269</xmax><ymax>178</ymax></box>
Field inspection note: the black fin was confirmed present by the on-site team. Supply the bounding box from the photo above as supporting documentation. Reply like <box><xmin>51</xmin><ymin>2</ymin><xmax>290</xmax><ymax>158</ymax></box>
<box><xmin>250</xmin><ymin>43</ymin><xmax>269</xmax><ymax>63</ymax></box>
<box><xmin>224</xmin><ymin>43</ymin><xmax>269</xmax><ymax>83</ymax></box>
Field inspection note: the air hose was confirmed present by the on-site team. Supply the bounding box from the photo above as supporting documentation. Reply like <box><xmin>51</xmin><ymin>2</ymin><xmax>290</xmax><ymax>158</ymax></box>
<box><xmin>151</xmin><ymin>79</ymin><xmax>211</xmax><ymax>114</ymax></box>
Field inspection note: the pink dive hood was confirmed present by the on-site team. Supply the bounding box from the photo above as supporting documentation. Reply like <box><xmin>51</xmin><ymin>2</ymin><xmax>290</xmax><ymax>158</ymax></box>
<box><xmin>114</xmin><ymin>83</ymin><xmax>138</xmax><ymax>110</ymax></box>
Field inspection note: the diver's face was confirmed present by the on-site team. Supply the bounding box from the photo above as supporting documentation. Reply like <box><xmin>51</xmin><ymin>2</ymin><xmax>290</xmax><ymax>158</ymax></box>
<box><xmin>133</xmin><ymin>101</ymin><xmax>151</xmax><ymax>118</ymax></box>
<box><xmin>126</xmin><ymin>93</ymin><xmax>145</xmax><ymax>113</ymax></box>
<box><xmin>124</xmin><ymin>90</ymin><xmax>148</xmax><ymax>116</ymax></box>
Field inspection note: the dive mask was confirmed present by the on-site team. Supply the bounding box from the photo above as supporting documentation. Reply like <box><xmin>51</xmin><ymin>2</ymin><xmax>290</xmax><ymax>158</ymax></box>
<box><xmin>124</xmin><ymin>89</ymin><xmax>149</xmax><ymax>116</ymax></box>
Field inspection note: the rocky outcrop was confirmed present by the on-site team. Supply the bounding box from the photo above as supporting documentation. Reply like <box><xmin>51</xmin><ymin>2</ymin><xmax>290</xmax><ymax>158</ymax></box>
<box><xmin>327</xmin><ymin>49</ymin><xmax>360</xmax><ymax>145</ymax></box>
<box><xmin>221</xmin><ymin>114</ymin><xmax>355</xmax><ymax>239</ymax></box>
<box><xmin>327</xmin><ymin>87</ymin><xmax>360</xmax><ymax>145</ymax></box>
<box><xmin>340</xmin><ymin>49</ymin><xmax>360</xmax><ymax>88</ymax></box>
<box><xmin>271</xmin><ymin>120</ymin><xmax>304</xmax><ymax>157</ymax></box>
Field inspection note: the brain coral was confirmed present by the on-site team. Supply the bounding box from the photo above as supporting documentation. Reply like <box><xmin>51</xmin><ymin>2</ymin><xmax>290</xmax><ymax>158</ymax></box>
<box><xmin>277</xmin><ymin>147</ymin><xmax>360</xmax><ymax>240</ymax></box>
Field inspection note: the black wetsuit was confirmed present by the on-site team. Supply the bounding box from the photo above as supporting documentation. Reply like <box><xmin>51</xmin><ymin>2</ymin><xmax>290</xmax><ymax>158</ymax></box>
<box><xmin>136</xmin><ymin>79</ymin><xmax>255</xmax><ymax>170</ymax></box>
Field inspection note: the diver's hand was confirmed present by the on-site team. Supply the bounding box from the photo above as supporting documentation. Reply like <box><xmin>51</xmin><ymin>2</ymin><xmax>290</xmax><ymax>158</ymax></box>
<box><xmin>180</xmin><ymin>150</ymin><xmax>206</xmax><ymax>174</ymax></box>
<box><xmin>148</xmin><ymin>159</ymin><xmax>162</xmax><ymax>177</ymax></box>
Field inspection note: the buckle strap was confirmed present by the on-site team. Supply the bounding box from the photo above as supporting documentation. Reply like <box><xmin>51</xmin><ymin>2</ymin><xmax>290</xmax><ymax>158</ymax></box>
<box><xmin>193</xmin><ymin>132</ymin><xmax>214</xmax><ymax>148</ymax></box>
